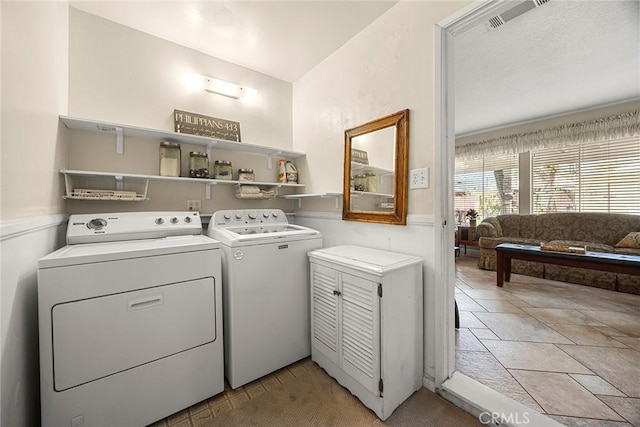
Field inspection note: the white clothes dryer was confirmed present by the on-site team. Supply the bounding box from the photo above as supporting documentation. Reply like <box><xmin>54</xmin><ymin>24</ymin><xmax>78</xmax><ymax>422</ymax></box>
<box><xmin>38</xmin><ymin>211</ymin><xmax>223</xmax><ymax>427</ymax></box>
<box><xmin>207</xmin><ymin>209</ymin><xmax>322</xmax><ymax>389</ymax></box>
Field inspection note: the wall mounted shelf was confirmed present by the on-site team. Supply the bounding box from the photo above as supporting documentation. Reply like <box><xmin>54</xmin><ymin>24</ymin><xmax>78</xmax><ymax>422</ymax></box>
<box><xmin>60</xmin><ymin>169</ymin><xmax>304</xmax><ymax>200</ymax></box>
<box><xmin>60</xmin><ymin>115</ymin><xmax>305</xmax><ymax>169</ymax></box>
<box><xmin>350</xmin><ymin>162</ymin><xmax>393</xmax><ymax>176</ymax></box>
<box><xmin>280</xmin><ymin>193</ymin><xmax>343</xmax><ymax>209</ymax></box>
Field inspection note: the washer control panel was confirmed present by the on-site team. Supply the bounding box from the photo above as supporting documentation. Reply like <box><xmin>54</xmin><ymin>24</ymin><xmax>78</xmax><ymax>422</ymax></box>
<box><xmin>67</xmin><ymin>211</ymin><xmax>203</xmax><ymax>244</ymax></box>
<box><xmin>212</xmin><ymin>209</ymin><xmax>285</xmax><ymax>227</ymax></box>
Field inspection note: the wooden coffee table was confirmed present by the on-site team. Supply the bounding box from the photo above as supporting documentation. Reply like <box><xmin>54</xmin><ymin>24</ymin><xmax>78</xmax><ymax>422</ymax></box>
<box><xmin>495</xmin><ymin>243</ymin><xmax>640</xmax><ymax>287</ymax></box>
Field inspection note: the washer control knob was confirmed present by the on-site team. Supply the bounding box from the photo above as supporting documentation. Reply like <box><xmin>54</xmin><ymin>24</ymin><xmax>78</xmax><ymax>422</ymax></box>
<box><xmin>155</xmin><ymin>218</ymin><xmax>164</xmax><ymax>225</ymax></box>
<box><xmin>184</xmin><ymin>216</ymin><xmax>192</xmax><ymax>223</ymax></box>
<box><xmin>248</xmin><ymin>212</ymin><xmax>258</xmax><ymax>220</ymax></box>
<box><xmin>224</xmin><ymin>213</ymin><xmax>232</xmax><ymax>220</ymax></box>
<box><xmin>263</xmin><ymin>211</ymin><xmax>270</xmax><ymax>218</ymax></box>
<box><xmin>170</xmin><ymin>217</ymin><xmax>179</xmax><ymax>224</ymax></box>
<box><xmin>272</xmin><ymin>212</ymin><xmax>279</xmax><ymax>218</ymax></box>
<box><xmin>235</xmin><ymin>213</ymin><xmax>243</xmax><ymax>220</ymax></box>
<box><xmin>87</xmin><ymin>218</ymin><xmax>107</xmax><ymax>230</ymax></box>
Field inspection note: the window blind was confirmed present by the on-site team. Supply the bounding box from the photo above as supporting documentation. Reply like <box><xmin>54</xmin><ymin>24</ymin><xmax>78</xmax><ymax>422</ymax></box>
<box><xmin>455</xmin><ymin>154</ymin><xmax>519</xmax><ymax>223</ymax></box>
<box><xmin>532</xmin><ymin>136</ymin><xmax>640</xmax><ymax>214</ymax></box>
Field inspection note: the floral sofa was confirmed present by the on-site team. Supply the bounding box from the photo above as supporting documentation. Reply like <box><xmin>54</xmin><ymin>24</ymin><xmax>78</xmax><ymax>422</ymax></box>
<box><xmin>476</xmin><ymin>213</ymin><xmax>640</xmax><ymax>294</ymax></box>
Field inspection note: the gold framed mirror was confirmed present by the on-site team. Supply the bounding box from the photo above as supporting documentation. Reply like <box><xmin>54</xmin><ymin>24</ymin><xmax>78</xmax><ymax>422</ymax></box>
<box><xmin>343</xmin><ymin>109</ymin><xmax>409</xmax><ymax>225</ymax></box>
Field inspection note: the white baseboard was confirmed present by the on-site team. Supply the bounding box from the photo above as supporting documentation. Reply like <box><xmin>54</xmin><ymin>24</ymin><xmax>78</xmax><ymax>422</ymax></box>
<box><xmin>422</xmin><ymin>374</ymin><xmax>436</xmax><ymax>392</ymax></box>
<box><xmin>441</xmin><ymin>372</ymin><xmax>563</xmax><ymax>427</ymax></box>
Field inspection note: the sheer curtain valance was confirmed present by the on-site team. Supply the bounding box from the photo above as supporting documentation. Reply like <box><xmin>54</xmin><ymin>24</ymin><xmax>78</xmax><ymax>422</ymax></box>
<box><xmin>456</xmin><ymin>109</ymin><xmax>640</xmax><ymax>160</ymax></box>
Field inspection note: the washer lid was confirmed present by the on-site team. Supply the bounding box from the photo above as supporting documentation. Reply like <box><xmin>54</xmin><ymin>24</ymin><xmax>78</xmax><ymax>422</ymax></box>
<box><xmin>38</xmin><ymin>235</ymin><xmax>220</xmax><ymax>269</ymax></box>
<box><xmin>208</xmin><ymin>224</ymin><xmax>320</xmax><ymax>246</ymax></box>
<box><xmin>308</xmin><ymin>245</ymin><xmax>422</xmax><ymax>275</ymax></box>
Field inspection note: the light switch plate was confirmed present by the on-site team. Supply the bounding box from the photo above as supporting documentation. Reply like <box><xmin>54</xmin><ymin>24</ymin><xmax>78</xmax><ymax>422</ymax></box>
<box><xmin>409</xmin><ymin>168</ymin><xmax>429</xmax><ymax>189</ymax></box>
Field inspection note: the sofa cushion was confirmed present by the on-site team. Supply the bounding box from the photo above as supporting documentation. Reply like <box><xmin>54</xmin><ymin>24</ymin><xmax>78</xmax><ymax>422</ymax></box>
<box><xmin>615</xmin><ymin>232</ymin><xmax>640</xmax><ymax>249</ymax></box>
<box><xmin>546</xmin><ymin>240</ymin><xmax>615</xmax><ymax>254</ymax></box>
<box><xmin>535</xmin><ymin>213</ymin><xmax>640</xmax><ymax>246</ymax></box>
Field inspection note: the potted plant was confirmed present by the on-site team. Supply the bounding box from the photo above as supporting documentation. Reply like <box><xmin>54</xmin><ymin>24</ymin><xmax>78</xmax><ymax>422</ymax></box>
<box><xmin>466</xmin><ymin>209</ymin><xmax>479</xmax><ymax>227</ymax></box>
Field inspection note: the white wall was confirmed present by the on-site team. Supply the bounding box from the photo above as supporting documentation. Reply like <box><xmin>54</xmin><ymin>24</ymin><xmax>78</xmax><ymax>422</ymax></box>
<box><xmin>1</xmin><ymin>1</ymin><xmax>69</xmax><ymax>220</ymax></box>
<box><xmin>293</xmin><ymin>1</ymin><xmax>467</xmax><ymax>383</ymax></box>
<box><xmin>1</xmin><ymin>2</ymin><xmax>69</xmax><ymax>426</ymax></box>
<box><xmin>0</xmin><ymin>219</ymin><xmax>67</xmax><ymax>427</ymax></box>
<box><xmin>65</xmin><ymin>8</ymin><xmax>299</xmax><ymax>214</ymax></box>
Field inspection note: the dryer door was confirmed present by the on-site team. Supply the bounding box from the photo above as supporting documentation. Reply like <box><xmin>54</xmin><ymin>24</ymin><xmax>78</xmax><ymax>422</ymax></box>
<box><xmin>52</xmin><ymin>277</ymin><xmax>216</xmax><ymax>391</ymax></box>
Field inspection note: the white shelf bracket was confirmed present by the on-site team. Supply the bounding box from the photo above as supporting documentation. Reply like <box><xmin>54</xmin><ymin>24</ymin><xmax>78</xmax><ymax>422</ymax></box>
<box><xmin>116</xmin><ymin>127</ymin><xmax>124</xmax><ymax>155</ymax></box>
<box><xmin>115</xmin><ymin>175</ymin><xmax>124</xmax><ymax>191</ymax></box>
<box><xmin>206</xmin><ymin>141</ymin><xmax>217</xmax><ymax>161</ymax></box>
<box><xmin>205</xmin><ymin>182</ymin><xmax>217</xmax><ymax>200</ymax></box>
<box><xmin>332</xmin><ymin>196</ymin><xmax>341</xmax><ymax>209</ymax></box>
<box><xmin>267</xmin><ymin>152</ymin><xmax>282</xmax><ymax>170</ymax></box>
<box><xmin>63</xmin><ymin>172</ymin><xmax>72</xmax><ymax>198</ymax></box>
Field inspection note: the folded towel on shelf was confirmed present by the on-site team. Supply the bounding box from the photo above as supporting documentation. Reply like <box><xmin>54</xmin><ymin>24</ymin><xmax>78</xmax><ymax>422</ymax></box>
<box><xmin>235</xmin><ymin>192</ymin><xmax>266</xmax><ymax>199</ymax></box>
<box><xmin>236</xmin><ymin>185</ymin><xmax>261</xmax><ymax>194</ymax></box>
<box><xmin>261</xmin><ymin>189</ymin><xmax>276</xmax><ymax>197</ymax></box>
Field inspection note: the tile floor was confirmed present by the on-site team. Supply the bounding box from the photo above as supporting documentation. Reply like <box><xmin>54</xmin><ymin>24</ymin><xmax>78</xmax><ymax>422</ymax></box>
<box><xmin>149</xmin><ymin>358</ymin><xmax>317</xmax><ymax>427</ymax></box>
<box><xmin>455</xmin><ymin>253</ymin><xmax>640</xmax><ymax>427</ymax></box>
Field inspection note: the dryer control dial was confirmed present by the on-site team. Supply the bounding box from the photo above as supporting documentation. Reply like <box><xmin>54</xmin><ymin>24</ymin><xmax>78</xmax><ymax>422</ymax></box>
<box><xmin>248</xmin><ymin>212</ymin><xmax>258</xmax><ymax>220</ymax></box>
<box><xmin>235</xmin><ymin>213</ymin><xmax>243</xmax><ymax>220</ymax></box>
<box><xmin>263</xmin><ymin>211</ymin><xmax>270</xmax><ymax>218</ymax></box>
<box><xmin>170</xmin><ymin>217</ymin><xmax>179</xmax><ymax>224</ymax></box>
<box><xmin>155</xmin><ymin>218</ymin><xmax>165</xmax><ymax>225</ymax></box>
<box><xmin>272</xmin><ymin>212</ymin><xmax>279</xmax><ymax>218</ymax></box>
<box><xmin>87</xmin><ymin>218</ymin><xmax>107</xmax><ymax>230</ymax></box>
<box><xmin>184</xmin><ymin>216</ymin><xmax>192</xmax><ymax>223</ymax></box>
<box><xmin>224</xmin><ymin>213</ymin><xmax>232</xmax><ymax>220</ymax></box>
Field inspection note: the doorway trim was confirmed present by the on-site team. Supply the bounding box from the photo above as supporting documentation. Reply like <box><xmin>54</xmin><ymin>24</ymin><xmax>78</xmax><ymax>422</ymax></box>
<box><xmin>433</xmin><ymin>2</ymin><xmax>564</xmax><ymax>425</ymax></box>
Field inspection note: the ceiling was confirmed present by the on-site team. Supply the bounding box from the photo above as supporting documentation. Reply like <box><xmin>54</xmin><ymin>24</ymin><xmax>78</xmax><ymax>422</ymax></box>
<box><xmin>454</xmin><ymin>0</ymin><xmax>640</xmax><ymax>135</ymax></box>
<box><xmin>69</xmin><ymin>1</ymin><xmax>639</xmax><ymax>135</ymax></box>
<box><xmin>69</xmin><ymin>1</ymin><xmax>397</xmax><ymax>83</ymax></box>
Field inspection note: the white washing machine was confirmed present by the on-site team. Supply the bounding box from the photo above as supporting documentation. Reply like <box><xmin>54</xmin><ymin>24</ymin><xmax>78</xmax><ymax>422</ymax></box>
<box><xmin>207</xmin><ymin>209</ymin><xmax>322</xmax><ymax>389</ymax></box>
<box><xmin>37</xmin><ymin>211</ymin><xmax>223</xmax><ymax>427</ymax></box>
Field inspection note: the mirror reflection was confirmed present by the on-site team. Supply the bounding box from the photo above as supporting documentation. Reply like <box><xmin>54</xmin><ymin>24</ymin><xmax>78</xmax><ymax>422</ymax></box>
<box><xmin>343</xmin><ymin>109</ymin><xmax>409</xmax><ymax>225</ymax></box>
<box><xmin>350</xmin><ymin>127</ymin><xmax>396</xmax><ymax>211</ymax></box>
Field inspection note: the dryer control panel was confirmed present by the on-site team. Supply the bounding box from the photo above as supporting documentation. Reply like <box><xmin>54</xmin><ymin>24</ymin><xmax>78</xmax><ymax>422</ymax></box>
<box><xmin>212</xmin><ymin>209</ymin><xmax>286</xmax><ymax>227</ymax></box>
<box><xmin>67</xmin><ymin>211</ymin><xmax>203</xmax><ymax>244</ymax></box>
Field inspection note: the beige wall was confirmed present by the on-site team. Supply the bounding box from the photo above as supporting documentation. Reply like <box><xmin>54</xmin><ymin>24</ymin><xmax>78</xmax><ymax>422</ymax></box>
<box><xmin>292</xmin><ymin>1</ymin><xmax>469</xmax><ymax>383</ymax></box>
<box><xmin>293</xmin><ymin>1</ymin><xmax>468</xmax><ymax>216</ymax></box>
<box><xmin>1</xmin><ymin>3</ymin><xmax>69</xmax><ymax>426</ymax></box>
<box><xmin>0</xmin><ymin>1</ymin><xmax>69</xmax><ymax>220</ymax></box>
<box><xmin>67</xmin><ymin>8</ymin><xmax>298</xmax><ymax>214</ymax></box>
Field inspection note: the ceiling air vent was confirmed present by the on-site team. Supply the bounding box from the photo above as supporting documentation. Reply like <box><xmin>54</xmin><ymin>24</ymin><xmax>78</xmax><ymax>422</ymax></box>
<box><xmin>488</xmin><ymin>16</ymin><xmax>506</xmax><ymax>29</ymax></box>
<box><xmin>487</xmin><ymin>0</ymin><xmax>550</xmax><ymax>30</ymax></box>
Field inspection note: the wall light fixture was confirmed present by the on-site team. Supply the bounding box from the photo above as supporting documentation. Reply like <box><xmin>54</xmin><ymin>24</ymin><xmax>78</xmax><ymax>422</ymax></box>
<box><xmin>203</xmin><ymin>76</ymin><xmax>245</xmax><ymax>99</ymax></box>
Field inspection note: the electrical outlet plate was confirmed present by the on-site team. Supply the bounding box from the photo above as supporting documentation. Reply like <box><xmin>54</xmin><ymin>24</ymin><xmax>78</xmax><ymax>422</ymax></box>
<box><xmin>187</xmin><ymin>200</ymin><xmax>201</xmax><ymax>211</ymax></box>
<box><xmin>409</xmin><ymin>168</ymin><xmax>429</xmax><ymax>189</ymax></box>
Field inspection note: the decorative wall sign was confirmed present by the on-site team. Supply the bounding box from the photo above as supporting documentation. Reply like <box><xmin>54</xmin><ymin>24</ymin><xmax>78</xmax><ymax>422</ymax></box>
<box><xmin>351</xmin><ymin>148</ymin><xmax>369</xmax><ymax>165</ymax></box>
<box><xmin>174</xmin><ymin>109</ymin><xmax>241</xmax><ymax>142</ymax></box>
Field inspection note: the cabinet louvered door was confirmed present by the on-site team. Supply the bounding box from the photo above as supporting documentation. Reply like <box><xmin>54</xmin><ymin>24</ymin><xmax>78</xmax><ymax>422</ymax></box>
<box><xmin>311</xmin><ymin>264</ymin><xmax>339</xmax><ymax>364</ymax></box>
<box><xmin>340</xmin><ymin>273</ymin><xmax>380</xmax><ymax>395</ymax></box>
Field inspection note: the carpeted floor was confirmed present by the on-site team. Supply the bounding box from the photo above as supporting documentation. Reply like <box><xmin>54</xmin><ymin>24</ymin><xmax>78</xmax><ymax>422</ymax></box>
<box><xmin>151</xmin><ymin>358</ymin><xmax>482</xmax><ymax>427</ymax></box>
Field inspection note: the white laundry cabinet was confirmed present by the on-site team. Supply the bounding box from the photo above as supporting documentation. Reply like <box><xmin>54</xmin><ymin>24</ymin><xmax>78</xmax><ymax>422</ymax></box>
<box><xmin>308</xmin><ymin>245</ymin><xmax>423</xmax><ymax>420</ymax></box>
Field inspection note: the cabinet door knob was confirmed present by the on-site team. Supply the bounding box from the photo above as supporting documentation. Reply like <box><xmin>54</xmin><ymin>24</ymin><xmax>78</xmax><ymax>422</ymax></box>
<box><xmin>333</xmin><ymin>290</ymin><xmax>341</xmax><ymax>296</ymax></box>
